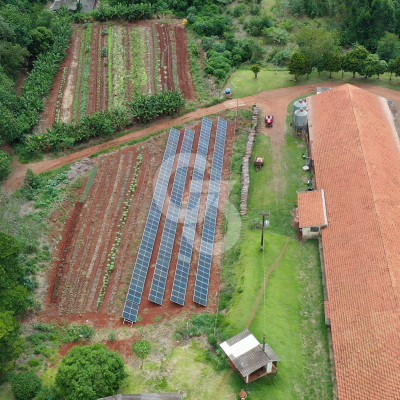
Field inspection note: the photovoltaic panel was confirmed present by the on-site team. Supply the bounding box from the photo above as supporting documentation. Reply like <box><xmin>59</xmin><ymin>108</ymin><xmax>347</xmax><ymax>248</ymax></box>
<box><xmin>122</xmin><ymin>128</ymin><xmax>180</xmax><ymax>323</ymax></box>
<box><xmin>193</xmin><ymin>117</ymin><xmax>227</xmax><ymax>306</ymax></box>
<box><xmin>170</xmin><ymin>117</ymin><xmax>213</xmax><ymax>305</ymax></box>
<box><xmin>148</xmin><ymin>128</ymin><xmax>195</xmax><ymax>305</ymax></box>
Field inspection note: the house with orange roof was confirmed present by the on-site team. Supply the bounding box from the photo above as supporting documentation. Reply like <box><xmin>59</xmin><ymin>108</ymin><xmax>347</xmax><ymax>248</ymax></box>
<box><xmin>298</xmin><ymin>84</ymin><xmax>400</xmax><ymax>399</ymax></box>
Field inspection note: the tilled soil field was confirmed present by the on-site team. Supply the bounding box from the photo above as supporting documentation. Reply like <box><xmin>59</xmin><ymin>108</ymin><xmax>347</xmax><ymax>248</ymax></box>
<box><xmin>41</xmin><ymin>117</ymin><xmax>234</xmax><ymax>327</ymax></box>
<box><xmin>38</xmin><ymin>21</ymin><xmax>195</xmax><ymax>132</ymax></box>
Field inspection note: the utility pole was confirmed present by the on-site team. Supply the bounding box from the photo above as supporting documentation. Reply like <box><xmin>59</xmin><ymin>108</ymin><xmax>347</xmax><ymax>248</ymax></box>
<box><xmin>230</xmin><ymin>80</ymin><xmax>239</xmax><ymax>133</ymax></box>
<box><xmin>259</xmin><ymin>211</ymin><xmax>270</xmax><ymax>251</ymax></box>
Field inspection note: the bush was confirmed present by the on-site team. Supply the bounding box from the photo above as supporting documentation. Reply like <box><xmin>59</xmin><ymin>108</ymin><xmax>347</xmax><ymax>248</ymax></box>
<box><xmin>35</xmin><ymin>384</ymin><xmax>61</xmax><ymax>400</ymax></box>
<box><xmin>0</xmin><ymin>149</ymin><xmax>12</xmax><ymax>181</ymax></box>
<box><xmin>233</xmin><ymin>4</ymin><xmax>246</xmax><ymax>17</ymax></box>
<box><xmin>249</xmin><ymin>4</ymin><xmax>261</xmax><ymax>15</ymax></box>
<box><xmin>55</xmin><ymin>343</ymin><xmax>127</xmax><ymax>399</ymax></box>
<box><xmin>202</xmin><ymin>36</ymin><xmax>218</xmax><ymax>51</ymax></box>
<box><xmin>130</xmin><ymin>91</ymin><xmax>185</xmax><ymax>123</ymax></box>
<box><xmin>108</xmin><ymin>332</ymin><xmax>116</xmax><ymax>341</ymax></box>
<box><xmin>244</xmin><ymin>15</ymin><xmax>272</xmax><ymax>36</ymax></box>
<box><xmin>61</xmin><ymin>323</ymin><xmax>95</xmax><ymax>343</ymax></box>
<box><xmin>12</xmin><ymin>371</ymin><xmax>41</xmax><ymax>400</ymax></box>
<box><xmin>28</xmin><ymin>358</ymin><xmax>40</xmax><ymax>367</ymax></box>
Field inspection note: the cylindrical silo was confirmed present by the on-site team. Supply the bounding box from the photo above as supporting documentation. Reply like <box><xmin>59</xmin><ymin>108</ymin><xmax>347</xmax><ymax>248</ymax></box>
<box><xmin>294</xmin><ymin>99</ymin><xmax>307</xmax><ymax>112</ymax></box>
<box><xmin>294</xmin><ymin>108</ymin><xmax>308</xmax><ymax>128</ymax></box>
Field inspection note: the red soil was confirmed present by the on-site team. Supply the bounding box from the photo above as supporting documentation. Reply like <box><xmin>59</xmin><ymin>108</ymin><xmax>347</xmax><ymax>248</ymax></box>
<box><xmin>35</xmin><ymin>22</ymin><xmax>195</xmax><ymax>133</ymax></box>
<box><xmin>174</xmin><ymin>25</ymin><xmax>196</xmax><ymax>100</ymax></box>
<box><xmin>59</xmin><ymin>28</ymin><xmax>82</xmax><ymax>125</ymax></box>
<box><xmin>86</xmin><ymin>24</ymin><xmax>99</xmax><ymax>116</ymax></box>
<box><xmin>59</xmin><ymin>337</ymin><xmax>138</xmax><ymax>361</ymax></box>
<box><xmin>156</xmin><ymin>23</ymin><xmax>175</xmax><ymax>92</ymax></box>
<box><xmin>39</xmin><ymin>29</ymin><xmax>79</xmax><ymax>131</ymax></box>
<box><xmin>37</xmin><ymin>117</ymin><xmax>233</xmax><ymax>329</ymax></box>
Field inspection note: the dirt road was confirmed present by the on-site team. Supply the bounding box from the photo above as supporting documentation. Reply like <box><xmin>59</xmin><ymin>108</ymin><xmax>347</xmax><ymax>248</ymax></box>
<box><xmin>4</xmin><ymin>82</ymin><xmax>400</xmax><ymax>191</ymax></box>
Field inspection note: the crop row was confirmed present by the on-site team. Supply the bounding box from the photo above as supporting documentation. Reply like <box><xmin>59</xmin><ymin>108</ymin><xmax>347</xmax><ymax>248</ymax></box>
<box><xmin>152</xmin><ymin>24</ymin><xmax>162</xmax><ymax>93</ymax></box>
<box><xmin>55</xmin><ymin>67</ymin><xmax>68</xmax><ymax>123</ymax></box>
<box><xmin>57</xmin><ymin>159</ymin><xmax>114</xmax><ymax>314</ymax></box>
<box><xmin>72</xmin><ymin>29</ymin><xmax>88</xmax><ymax>122</ymax></box>
<box><xmin>96</xmin><ymin>148</ymin><xmax>144</xmax><ymax>308</ymax></box>
<box><xmin>170</xmin><ymin>29</ymin><xmax>179</xmax><ymax>91</ymax></box>
<box><xmin>108</xmin><ymin>27</ymin><xmax>113</xmax><ymax>110</ymax></box>
<box><xmin>144</xmin><ymin>27</ymin><xmax>152</xmax><ymax>95</ymax></box>
<box><xmin>131</xmin><ymin>26</ymin><xmax>147</xmax><ymax>97</ymax></box>
<box><xmin>111</xmin><ymin>26</ymin><xmax>127</xmax><ymax>109</ymax></box>
<box><xmin>79</xmin><ymin>23</ymin><xmax>92</xmax><ymax>119</ymax></box>
<box><xmin>97</xmin><ymin>29</ymin><xmax>102</xmax><ymax>110</ymax></box>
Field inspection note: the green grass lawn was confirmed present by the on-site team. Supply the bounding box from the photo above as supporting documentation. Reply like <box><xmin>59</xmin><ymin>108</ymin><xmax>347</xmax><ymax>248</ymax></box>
<box><xmin>217</xmin><ymin>100</ymin><xmax>333</xmax><ymax>398</ymax></box>
<box><xmin>227</xmin><ymin>67</ymin><xmax>400</xmax><ymax>98</ymax></box>
<box><xmin>120</xmin><ymin>343</ymin><xmax>237</xmax><ymax>399</ymax></box>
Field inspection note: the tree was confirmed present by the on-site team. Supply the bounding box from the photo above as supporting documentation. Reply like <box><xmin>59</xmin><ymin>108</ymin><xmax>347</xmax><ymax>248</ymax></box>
<box><xmin>377</xmin><ymin>32</ymin><xmax>400</xmax><ymax>62</ymax></box>
<box><xmin>28</xmin><ymin>26</ymin><xmax>54</xmax><ymax>57</ymax></box>
<box><xmin>294</xmin><ymin>25</ymin><xmax>339</xmax><ymax>71</ymax></box>
<box><xmin>244</xmin><ymin>15</ymin><xmax>272</xmax><ymax>36</ymax></box>
<box><xmin>262</xmin><ymin>27</ymin><xmax>289</xmax><ymax>45</ymax></box>
<box><xmin>250</xmin><ymin>64</ymin><xmax>261</xmax><ymax>79</ymax></box>
<box><xmin>0</xmin><ymin>311</ymin><xmax>23</xmax><ymax>376</ymax></box>
<box><xmin>12</xmin><ymin>372</ymin><xmax>41</xmax><ymax>400</ymax></box>
<box><xmin>0</xmin><ymin>41</ymin><xmax>29</xmax><ymax>79</ymax></box>
<box><xmin>376</xmin><ymin>59</ymin><xmax>388</xmax><ymax>78</ymax></box>
<box><xmin>288</xmin><ymin>52</ymin><xmax>310</xmax><ymax>80</ymax></box>
<box><xmin>55</xmin><ymin>343</ymin><xmax>127</xmax><ymax>400</ymax></box>
<box><xmin>0</xmin><ymin>232</ymin><xmax>29</xmax><ymax>315</ymax></box>
<box><xmin>132</xmin><ymin>340</ymin><xmax>151</xmax><ymax>368</ymax></box>
<box><xmin>391</xmin><ymin>54</ymin><xmax>400</xmax><ymax>77</ymax></box>
<box><xmin>0</xmin><ymin>149</ymin><xmax>11</xmax><ymax>181</ymax></box>
<box><xmin>388</xmin><ymin>58</ymin><xmax>396</xmax><ymax>80</ymax></box>
<box><xmin>362</xmin><ymin>53</ymin><xmax>380</xmax><ymax>78</ymax></box>
<box><xmin>323</xmin><ymin>51</ymin><xmax>343</xmax><ymax>78</ymax></box>
<box><xmin>343</xmin><ymin>45</ymin><xmax>370</xmax><ymax>78</ymax></box>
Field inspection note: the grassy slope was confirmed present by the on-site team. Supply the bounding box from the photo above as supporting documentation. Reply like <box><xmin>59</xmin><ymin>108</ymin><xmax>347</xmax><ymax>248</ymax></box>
<box><xmin>227</xmin><ymin>68</ymin><xmax>400</xmax><ymax>98</ymax></box>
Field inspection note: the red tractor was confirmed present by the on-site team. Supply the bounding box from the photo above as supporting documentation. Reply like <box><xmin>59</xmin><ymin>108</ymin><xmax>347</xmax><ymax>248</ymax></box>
<box><xmin>265</xmin><ymin>115</ymin><xmax>273</xmax><ymax>128</ymax></box>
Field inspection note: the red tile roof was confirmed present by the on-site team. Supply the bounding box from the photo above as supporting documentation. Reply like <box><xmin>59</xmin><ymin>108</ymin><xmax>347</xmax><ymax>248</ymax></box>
<box><xmin>308</xmin><ymin>84</ymin><xmax>400</xmax><ymax>399</ymax></box>
<box><xmin>297</xmin><ymin>189</ymin><xmax>327</xmax><ymax>227</ymax></box>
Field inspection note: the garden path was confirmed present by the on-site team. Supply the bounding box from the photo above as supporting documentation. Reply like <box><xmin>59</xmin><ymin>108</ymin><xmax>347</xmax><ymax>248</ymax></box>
<box><xmin>4</xmin><ymin>82</ymin><xmax>400</xmax><ymax>191</ymax></box>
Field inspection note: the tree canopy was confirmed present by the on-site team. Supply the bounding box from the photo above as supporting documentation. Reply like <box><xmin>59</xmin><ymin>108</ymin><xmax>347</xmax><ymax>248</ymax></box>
<box><xmin>11</xmin><ymin>371</ymin><xmax>41</xmax><ymax>400</ymax></box>
<box><xmin>132</xmin><ymin>340</ymin><xmax>151</xmax><ymax>368</ymax></box>
<box><xmin>377</xmin><ymin>32</ymin><xmax>400</xmax><ymax>62</ymax></box>
<box><xmin>55</xmin><ymin>343</ymin><xmax>127</xmax><ymax>400</ymax></box>
<box><xmin>343</xmin><ymin>45</ymin><xmax>370</xmax><ymax>78</ymax></box>
<box><xmin>294</xmin><ymin>25</ymin><xmax>339</xmax><ymax>70</ymax></box>
<box><xmin>250</xmin><ymin>64</ymin><xmax>261</xmax><ymax>78</ymax></box>
<box><xmin>288</xmin><ymin>52</ymin><xmax>311</xmax><ymax>80</ymax></box>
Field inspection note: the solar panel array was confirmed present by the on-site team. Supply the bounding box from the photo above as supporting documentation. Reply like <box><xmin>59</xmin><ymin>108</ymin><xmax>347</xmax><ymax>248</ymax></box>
<box><xmin>193</xmin><ymin>117</ymin><xmax>228</xmax><ymax>306</ymax></box>
<box><xmin>148</xmin><ymin>128</ymin><xmax>195</xmax><ymax>305</ymax></box>
<box><xmin>170</xmin><ymin>118</ymin><xmax>212</xmax><ymax>305</ymax></box>
<box><xmin>122</xmin><ymin>128</ymin><xmax>180</xmax><ymax>323</ymax></box>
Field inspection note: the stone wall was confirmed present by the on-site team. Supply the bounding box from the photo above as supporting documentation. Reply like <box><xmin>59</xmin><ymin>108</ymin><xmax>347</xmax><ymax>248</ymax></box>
<box><xmin>240</xmin><ymin>106</ymin><xmax>259</xmax><ymax>215</ymax></box>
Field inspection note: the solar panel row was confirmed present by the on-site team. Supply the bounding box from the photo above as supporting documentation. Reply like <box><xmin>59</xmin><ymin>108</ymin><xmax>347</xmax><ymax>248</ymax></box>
<box><xmin>170</xmin><ymin>117</ymin><xmax>213</xmax><ymax>305</ymax></box>
<box><xmin>148</xmin><ymin>128</ymin><xmax>195</xmax><ymax>305</ymax></box>
<box><xmin>193</xmin><ymin>117</ymin><xmax>228</xmax><ymax>306</ymax></box>
<box><xmin>122</xmin><ymin>128</ymin><xmax>180</xmax><ymax>323</ymax></box>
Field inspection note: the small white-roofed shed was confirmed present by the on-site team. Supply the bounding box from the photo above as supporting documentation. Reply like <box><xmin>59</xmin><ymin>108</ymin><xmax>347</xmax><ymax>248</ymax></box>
<box><xmin>220</xmin><ymin>329</ymin><xmax>280</xmax><ymax>383</ymax></box>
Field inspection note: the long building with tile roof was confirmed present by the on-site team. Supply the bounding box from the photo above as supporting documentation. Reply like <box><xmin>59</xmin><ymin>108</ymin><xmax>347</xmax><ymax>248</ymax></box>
<box><xmin>306</xmin><ymin>84</ymin><xmax>400</xmax><ymax>399</ymax></box>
